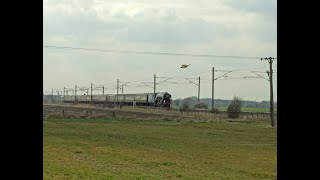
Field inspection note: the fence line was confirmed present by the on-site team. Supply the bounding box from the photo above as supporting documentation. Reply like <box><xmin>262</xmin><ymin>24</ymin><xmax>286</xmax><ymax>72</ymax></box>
<box><xmin>44</xmin><ymin>104</ymin><xmax>276</xmax><ymax>121</ymax></box>
<box><xmin>120</xmin><ymin>105</ymin><xmax>276</xmax><ymax>119</ymax></box>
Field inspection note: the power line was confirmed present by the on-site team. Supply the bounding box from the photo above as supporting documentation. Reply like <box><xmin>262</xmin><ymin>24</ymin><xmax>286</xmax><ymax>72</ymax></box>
<box><xmin>216</xmin><ymin>76</ymin><xmax>262</xmax><ymax>80</ymax></box>
<box><xmin>252</xmin><ymin>71</ymin><xmax>277</xmax><ymax>73</ymax></box>
<box><xmin>200</xmin><ymin>76</ymin><xmax>262</xmax><ymax>81</ymax></box>
<box><xmin>48</xmin><ymin>66</ymin><xmax>277</xmax><ymax>98</ymax></box>
<box><xmin>154</xmin><ymin>67</ymin><xmax>267</xmax><ymax>80</ymax></box>
<box><xmin>82</xmin><ymin>77</ymin><xmax>152</xmax><ymax>87</ymax></box>
<box><xmin>215</xmin><ymin>67</ymin><xmax>267</xmax><ymax>72</ymax></box>
<box><xmin>169</xmin><ymin>70</ymin><xmax>212</xmax><ymax>78</ymax></box>
<box><xmin>44</xmin><ymin>45</ymin><xmax>269</xmax><ymax>59</ymax></box>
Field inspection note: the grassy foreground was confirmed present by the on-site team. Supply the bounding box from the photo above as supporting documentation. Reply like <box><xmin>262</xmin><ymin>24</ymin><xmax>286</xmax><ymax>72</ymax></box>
<box><xmin>44</xmin><ymin>117</ymin><xmax>276</xmax><ymax>179</ymax></box>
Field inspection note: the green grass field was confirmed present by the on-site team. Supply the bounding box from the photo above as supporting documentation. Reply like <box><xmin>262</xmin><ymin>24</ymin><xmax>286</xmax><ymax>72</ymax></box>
<box><xmin>44</xmin><ymin>117</ymin><xmax>277</xmax><ymax>179</ymax></box>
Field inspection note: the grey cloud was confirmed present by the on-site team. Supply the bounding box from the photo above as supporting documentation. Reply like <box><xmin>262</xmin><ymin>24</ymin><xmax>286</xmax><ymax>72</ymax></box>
<box><xmin>44</xmin><ymin>12</ymin><xmax>127</xmax><ymax>46</ymax></box>
<box><xmin>44</xmin><ymin>1</ymin><xmax>275</xmax><ymax>47</ymax></box>
<box><xmin>249</xmin><ymin>22</ymin><xmax>276</xmax><ymax>43</ymax></box>
<box><xmin>44</xmin><ymin>9</ymin><xmax>240</xmax><ymax>46</ymax></box>
<box><xmin>161</xmin><ymin>8</ymin><xmax>179</xmax><ymax>22</ymax></box>
<box><xmin>117</xmin><ymin>19</ymin><xmax>239</xmax><ymax>45</ymax></box>
<box><xmin>225</xmin><ymin>0</ymin><xmax>276</xmax><ymax>18</ymax></box>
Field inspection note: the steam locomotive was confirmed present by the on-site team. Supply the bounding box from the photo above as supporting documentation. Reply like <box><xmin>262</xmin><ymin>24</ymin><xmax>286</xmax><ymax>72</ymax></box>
<box><xmin>62</xmin><ymin>92</ymin><xmax>172</xmax><ymax>107</ymax></box>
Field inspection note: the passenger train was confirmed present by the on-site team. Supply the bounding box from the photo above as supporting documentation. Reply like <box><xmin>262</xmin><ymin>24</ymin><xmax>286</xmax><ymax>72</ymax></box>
<box><xmin>62</xmin><ymin>92</ymin><xmax>172</xmax><ymax>107</ymax></box>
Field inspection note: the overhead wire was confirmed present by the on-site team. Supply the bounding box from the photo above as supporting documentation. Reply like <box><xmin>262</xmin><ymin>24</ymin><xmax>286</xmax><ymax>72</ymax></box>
<box><xmin>44</xmin><ymin>45</ymin><xmax>273</xmax><ymax>59</ymax></box>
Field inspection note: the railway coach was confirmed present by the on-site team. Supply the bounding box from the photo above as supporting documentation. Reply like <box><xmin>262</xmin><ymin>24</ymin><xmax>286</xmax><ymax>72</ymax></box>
<box><xmin>62</xmin><ymin>92</ymin><xmax>172</xmax><ymax>107</ymax></box>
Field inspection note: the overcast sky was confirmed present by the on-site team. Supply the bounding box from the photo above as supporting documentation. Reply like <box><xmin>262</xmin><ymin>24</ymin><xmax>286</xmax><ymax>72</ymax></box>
<box><xmin>43</xmin><ymin>0</ymin><xmax>277</xmax><ymax>101</ymax></box>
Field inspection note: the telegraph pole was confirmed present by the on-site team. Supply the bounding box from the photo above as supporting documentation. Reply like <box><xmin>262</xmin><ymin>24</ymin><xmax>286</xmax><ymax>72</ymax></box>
<box><xmin>154</xmin><ymin>74</ymin><xmax>156</xmax><ymax>106</ymax></box>
<box><xmin>51</xmin><ymin>89</ymin><xmax>53</xmax><ymax>103</ymax></box>
<box><xmin>117</xmin><ymin>79</ymin><xmax>119</xmax><ymax>103</ymax></box>
<box><xmin>103</xmin><ymin>86</ymin><xmax>104</xmax><ymax>95</ymax></box>
<box><xmin>198</xmin><ymin>77</ymin><xmax>200</xmax><ymax>103</ymax></box>
<box><xmin>212</xmin><ymin>67</ymin><xmax>214</xmax><ymax>110</ymax></box>
<box><xmin>149</xmin><ymin>75</ymin><xmax>171</xmax><ymax>107</ymax></box>
<box><xmin>185</xmin><ymin>77</ymin><xmax>200</xmax><ymax>103</ymax></box>
<box><xmin>75</xmin><ymin>85</ymin><xmax>77</xmax><ymax>102</ymax></box>
<box><xmin>261</xmin><ymin>57</ymin><xmax>276</xmax><ymax>127</ymax></box>
<box><xmin>63</xmin><ymin>87</ymin><xmax>65</xmax><ymax>101</ymax></box>
<box><xmin>91</xmin><ymin>83</ymin><xmax>93</xmax><ymax>102</ymax></box>
<box><xmin>122</xmin><ymin>84</ymin><xmax>124</xmax><ymax>94</ymax></box>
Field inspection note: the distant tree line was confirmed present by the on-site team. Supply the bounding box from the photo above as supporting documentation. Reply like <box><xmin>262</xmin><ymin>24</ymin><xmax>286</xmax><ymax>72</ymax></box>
<box><xmin>172</xmin><ymin>97</ymin><xmax>277</xmax><ymax>109</ymax></box>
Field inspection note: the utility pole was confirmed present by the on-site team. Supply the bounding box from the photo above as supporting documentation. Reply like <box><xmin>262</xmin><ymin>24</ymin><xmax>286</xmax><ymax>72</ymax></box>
<box><xmin>211</xmin><ymin>69</ymin><xmax>232</xmax><ymax>111</ymax></box>
<box><xmin>51</xmin><ymin>89</ymin><xmax>53</xmax><ymax>103</ymax></box>
<box><xmin>103</xmin><ymin>86</ymin><xmax>104</xmax><ymax>95</ymax></box>
<box><xmin>91</xmin><ymin>83</ymin><xmax>93</xmax><ymax>102</ymax></box>
<box><xmin>212</xmin><ymin>67</ymin><xmax>214</xmax><ymax>110</ymax></box>
<box><xmin>63</xmin><ymin>87</ymin><xmax>65</xmax><ymax>101</ymax></box>
<box><xmin>154</xmin><ymin>74</ymin><xmax>156</xmax><ymax>106</ymax></box>
<box><xmin>198</xmin><ymin>76</ymin><xmax>200</xmax><ymax>103</ymax></box>
<box><xmin>261</xmin><ymin>57</ymin><xmax>276</xmax><ymax>127</ymax></box>
<box><xmin>185</xmin><ymin>77</ymin><xmax>200</xmax><ymax>103</ymax></box>
<box><xmin>150</xmin><ymin>75</ymin><xmax>172</xmax><ymax>107</ymax></box>
<box><xmin>122</xmin><ymin>84</ymin><xmax>124</xmax><ymax>94</ymax></box>
<box><xmin>117</xmin><ymin>79</ymin><xmax>119</xmax><ymax>103</ymax></box>
<box><xmin>75</xmin><ymin>85</ymin><xmax>77</xmax><ymax>102</ymax></box>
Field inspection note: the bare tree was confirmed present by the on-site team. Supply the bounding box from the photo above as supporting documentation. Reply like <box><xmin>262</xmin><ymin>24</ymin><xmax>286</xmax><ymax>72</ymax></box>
<box><xmin>180</xmin><ymin>97</ymin><xmax>195</xmax><ymax>112</ymax></box>
<box><xmin>227</xmin><ymin>96</ymin><xmax>243</xmax><ymax>118</ymax></box>
<box><xmin>194</xmin><ymin>102</ymin><xmax>208</xmax><ymax>109</ymax></box>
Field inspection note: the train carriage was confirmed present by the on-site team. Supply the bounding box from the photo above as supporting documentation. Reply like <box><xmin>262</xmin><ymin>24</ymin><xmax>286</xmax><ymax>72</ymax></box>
<box><xmin>77</xmin><ymin>95</ymin><xmax>90</xmax><ymax>102</ymax></box>
<box><xmin>92</xmin><ymin>95</ymin><xmax>106</xmax><ymax>102</ymax></box>
<box><xmin>62</xmin><ymin>92</ymin><xmax>172</xmax><ymax>107</ymax></box>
